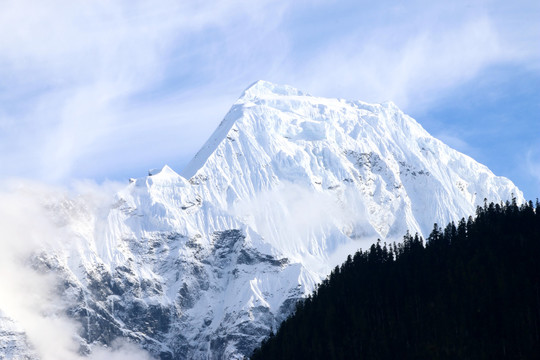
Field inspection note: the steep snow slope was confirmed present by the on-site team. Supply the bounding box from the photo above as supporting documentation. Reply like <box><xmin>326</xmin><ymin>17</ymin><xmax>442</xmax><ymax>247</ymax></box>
<box><xmin>182</xmin><ymin>80</ymin><xmax>519</xmax><ymax>251</ymax></box>
<box><xmin>0</xmin><ymin>81</ymin><xmax>523</xmax><ymax>360</ymax></box>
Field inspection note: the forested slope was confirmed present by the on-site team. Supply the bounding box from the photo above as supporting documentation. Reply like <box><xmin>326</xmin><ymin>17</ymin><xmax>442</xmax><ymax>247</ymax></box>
<box><xmin>251</xmin><ymin>200</ymin><xmax>540</xmax><ymax>360</ymax></box>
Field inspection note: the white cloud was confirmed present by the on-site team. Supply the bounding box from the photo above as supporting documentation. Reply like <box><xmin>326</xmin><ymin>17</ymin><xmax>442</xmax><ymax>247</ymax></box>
<box><xmin>0</xmin><ymin>182</ymin><xmax>79</xmax><ymax>360</ymax></box>
<box><xmin>295</xmin><ymin>17</ymin><xmax>506</xmax><ymax>110</ymax></box>
<box><xmin>526</xmin><ymin>147</ymin><xmax>540</xmax><ymax>192</ymax></box>
<box><xmin>434</xmin><ymin>131</ymin><xmax>478</xmax><ymax>159</ymax></box>
<box><xmin>0</xmin><ymin>179</ymin><xmax>151</xmax><ymax>360</ymax></box>
<box><xmin>89</xmin><ymin>340</ymin><xmax>155</xmax><ymax>360</ymax></box>
<box><xmin>0</xmin><ymin>0</ymin><xmax>537</xmax><ymax>185</ymax></box>
<box><xmin>232</xmin><ymin>182</ymin><xmax>379</xmax><ymax>273</ymax></box>
<box><xmin>0</xmin><ymin>0</ymin><xmax>295</xmax><ymax>182</ymax></box>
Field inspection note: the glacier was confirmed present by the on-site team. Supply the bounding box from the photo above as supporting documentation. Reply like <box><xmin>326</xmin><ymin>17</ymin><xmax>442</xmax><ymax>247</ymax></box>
<box><xmin>0</xmin><ymin>80</ymin><xmax>523</xmax><ymax>359</ymax></box>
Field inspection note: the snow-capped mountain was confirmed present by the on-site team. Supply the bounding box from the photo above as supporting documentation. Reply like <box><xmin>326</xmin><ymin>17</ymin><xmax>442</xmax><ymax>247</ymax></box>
<box><xmin>0</xmin><ymin>81</ymin><xmax>523</xmax><ymax>359</ymax></box>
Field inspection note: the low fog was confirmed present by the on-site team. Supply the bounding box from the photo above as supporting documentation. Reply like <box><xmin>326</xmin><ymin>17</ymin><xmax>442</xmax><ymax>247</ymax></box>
<box><xmin>0</xmin><ymin>179</ymin><xmax>153</xmax><ymax>360</ymax></box>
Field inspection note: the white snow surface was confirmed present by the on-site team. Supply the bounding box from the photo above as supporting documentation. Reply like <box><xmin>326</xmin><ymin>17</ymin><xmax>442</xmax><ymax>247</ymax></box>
<box><xmin>0</xmin><ymin>80</ymin><xmax>523</xmax><ymax>360</ymax></box>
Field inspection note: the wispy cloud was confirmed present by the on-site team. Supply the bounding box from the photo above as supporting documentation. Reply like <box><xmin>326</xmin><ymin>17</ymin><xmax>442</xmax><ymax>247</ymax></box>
<box><xmin>0</xmin><ymin>179</ymin><xmax>151</xmax><ymax>359</ymax></box>
<box><xmin>0</xmin><ymin>0</ymin><xmax>537</xmax><ymax>184</ymax></box>
<box><xmin>296</xmin><ymin>16</ymin><xmax>512</xmax><ymax>110</ymax></box>
<box><xmin>526</xmin><ymin>147</ymin><xmax>540</xmax><ymax>196</ymax></box>
<box><xmin>433</xmin><ymin>131</ymin><xmax>479</xmax><ymax>159</ymax></box>
<box><xmin>232</xmin><ymin>182</ymin><xmax>380</xmax><ymax>273</ymax></box>
<box><xmin>0</xmin><ymin>0</ymin><xmax>295</xmax><ymax>182</ymax></box>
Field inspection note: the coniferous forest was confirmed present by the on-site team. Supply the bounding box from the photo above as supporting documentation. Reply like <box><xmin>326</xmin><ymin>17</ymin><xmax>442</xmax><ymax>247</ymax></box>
<box><xmin>250</xmin><ymin>200</ymin><xmax>540</xmax><ymax>360</ymax></box>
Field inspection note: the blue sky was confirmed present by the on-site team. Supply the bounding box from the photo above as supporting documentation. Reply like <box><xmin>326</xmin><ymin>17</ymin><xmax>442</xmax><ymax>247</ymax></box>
<box><xmin>0</xmin><ymin>0</ymin><xmax>538</xmax><ymax>199</ymax></box>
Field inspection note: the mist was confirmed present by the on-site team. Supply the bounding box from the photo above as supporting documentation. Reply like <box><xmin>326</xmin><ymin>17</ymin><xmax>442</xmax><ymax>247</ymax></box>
<box><xmin>232</xmin><ymin>181</ymin><xmax>382</xmax><ymax>273</ymax></box>
<box><xmin>0</xmin><ymin>179</ymin><xmax>153</xmax><ymax>360</ymax></box>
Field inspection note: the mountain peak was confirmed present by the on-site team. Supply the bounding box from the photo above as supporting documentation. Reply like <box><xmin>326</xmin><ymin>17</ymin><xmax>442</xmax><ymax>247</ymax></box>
<box><xmin>181</xmin><ymin>80</ymin><xmax>310</xmax><ymax>179</ymax></box>
<box><xmin>240</xmin><ymin>80</ymin><xmax>308</xmax><ymax>100</ymax></box>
